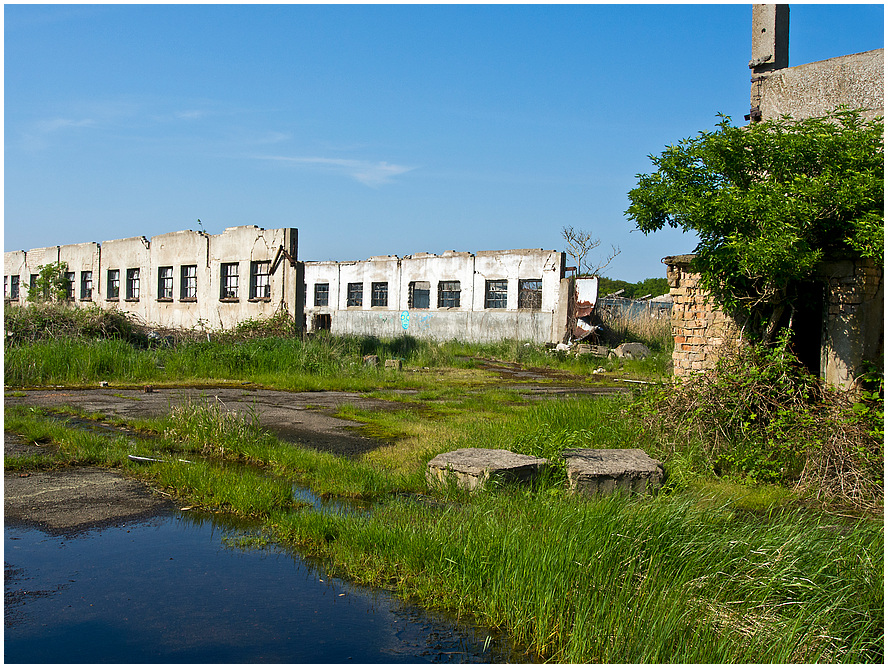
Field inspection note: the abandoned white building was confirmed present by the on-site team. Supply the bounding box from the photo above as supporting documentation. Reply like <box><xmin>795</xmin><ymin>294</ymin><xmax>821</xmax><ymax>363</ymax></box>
<box><xmin>5</xmin><ymin>226</ymin><xmax>599</xmax><ymax>345</ymax></box>
<box><xmin>665</xmin><ymin>4</ymin><xmax>884</xmax><ymax>389</ymax></box>
<box><xmin>4</xmin><ymin>226</ymin><xmax>302</xmax><ymax>332</ymax></box>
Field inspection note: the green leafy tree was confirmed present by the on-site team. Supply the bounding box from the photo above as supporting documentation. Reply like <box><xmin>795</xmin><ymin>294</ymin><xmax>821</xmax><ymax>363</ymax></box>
<box><xmin>27</xmin><ymin>261</ymin><xmax>72</xmax><ymax>303</ymax></box>
<box><xmin>626</xmin><ymin>108</ymin><xmax>883</xmax><ymax>341</ymax></box>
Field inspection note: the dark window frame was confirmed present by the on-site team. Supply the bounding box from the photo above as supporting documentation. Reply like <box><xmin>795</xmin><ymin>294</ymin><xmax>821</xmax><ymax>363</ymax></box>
<box><xmin>125</xmin><ymin>268</ymin><xmax>140</xmax><ymax>300</ymax></box>
<box><xmin>518</xmin><ymin>278</ymin><xmax>543</xmax><ymax>311</ymax></box>
<box><xmin>80</xmin><ymin>271</ymin><xmax>93</xmax><ymax>301</ymax></box>
<box><xmin>408</xmin><ymin>281</ymin><xmax>430</xmax><ymax>309</ymax></box>
<box><xmin>158</xmin><ymin>266</ymin><xmax>174</xmax><ymax>300</ymax></box>
<box><xmin>437</xmin><ymin>280</ymin><xmax>461</xmax><ymax>308</ymax></box>
<box><xmin>180</xmin><ymin>265</ymin><xmax>197</xmax><ymax>300</ymax></box>
<box><xmin>10</xmin><ymin>275</ymin><xmax>20</xmax><ymax>300</ymax></box>
<box><xmin>250</xmin><ymin>260</ymin><xmax>271</xmax><ymax>300</ymax></box>
<box><xmin>107</xmin><ymin>269</ymin><xmax>120</xmax><ymax>300</ymax></box>
<box><xmin>485</xmin><ymin>279</ymin><xmax>508</xmax><ymax>309</ymax></box>
<box><xmin>371</xmin><ymin>281</ymin><xmax>388</xmax><ymax>307</ymax></box>
<box><xmin>220</xmin><ymin>263</ymin><xmax>239</xmax><ymax>300</ymax></box>
<box><xmin>314</xmin><ymin>283</ymin><xmax>329</xmax><ymax>307</ymax></box>
<box><xmin>346</xmin><ymin>282</ymin><xmax>363</xmax><ymax>307</ymax></box>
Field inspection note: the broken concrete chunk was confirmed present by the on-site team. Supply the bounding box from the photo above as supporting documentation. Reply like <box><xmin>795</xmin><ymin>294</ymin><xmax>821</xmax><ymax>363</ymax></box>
<box><xmin>427</xmin><ymin>448</ymin><xmax>549</xmax><ymax>491</ymax></box>
<box><xmin>362</xmin><ymin>354</ymin><xmax>379</xmax><ymax>367</ymax></box>
<box><xmin>614</xmin><ymin>342</ymin><xmax>651</xmax><ymax>360</ymax></box>
<box><xmin>384</xmin><ymin>359</ymin><xmax>402</xmax><ymax>370</ymax></box>
<box><xmin>562</xmin><ymin>448</ymin><xmax>664</xmax><ymax>497</ymax></box>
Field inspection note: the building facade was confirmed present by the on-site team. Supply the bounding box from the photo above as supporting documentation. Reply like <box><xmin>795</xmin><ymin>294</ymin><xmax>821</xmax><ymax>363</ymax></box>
<box><xmin>302</xmin><ymin>249</ymin><xmax>572</xmax><ymax>344</ymax></box>
<box><xmin>4</xmin><ymin>226</ymin><xmax>301</xmax><ymax>332</ymax></box>
<box><xmin>6</xmin><ymin>231</ymin><xmax>587</xmax><ymax>345</ymax></box>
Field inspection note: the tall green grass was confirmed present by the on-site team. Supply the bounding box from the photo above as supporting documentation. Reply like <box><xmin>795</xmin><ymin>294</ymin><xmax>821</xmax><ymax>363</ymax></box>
<box><xmin>271</xmin><ymin>489</ymin><xmax>882</xmax><ymax>663</ymax></box>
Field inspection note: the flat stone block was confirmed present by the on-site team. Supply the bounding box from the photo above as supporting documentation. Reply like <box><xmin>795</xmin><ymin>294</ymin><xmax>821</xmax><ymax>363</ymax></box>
<box><xmin>427</xmin><ymin>448</ymin><xmax>549</xmax><ymax>491</ymax></box>
<box><xmin>562</xmin><ymin>448</ymin><xmax>664</xmax><ymax>497</ymax></box>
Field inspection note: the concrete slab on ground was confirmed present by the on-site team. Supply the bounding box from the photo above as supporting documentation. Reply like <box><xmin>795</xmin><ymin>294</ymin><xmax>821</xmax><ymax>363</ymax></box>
<box><xmin>562</xmin><ymin>448</ymin><xmax>664</xmax><ymax>496</ymax></box>
<box><xmin>426</xmin><ymin>448</ymin><xmax>549</xmax><ymax>491</ymax></box>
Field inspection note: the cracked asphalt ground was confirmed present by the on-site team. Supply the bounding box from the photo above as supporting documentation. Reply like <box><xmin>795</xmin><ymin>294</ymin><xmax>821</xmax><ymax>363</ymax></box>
<box><xmin>4</xmin><ymin>386</ymin><xmax>393</xmax><ymax>533</ymax></box>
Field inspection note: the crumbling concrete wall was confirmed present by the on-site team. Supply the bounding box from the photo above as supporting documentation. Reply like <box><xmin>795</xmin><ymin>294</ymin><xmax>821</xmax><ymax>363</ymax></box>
<box><xmin>302</xmin><ymin>248</ymin><xmax>567</xmax><ymax>344</ymax></box>
<box><xmin>817</xmin><ymin>258</ymin><xmax>884</xmax><ymax>388</ymax></box>
<box><xmin>4</xmin><ymin>226</ymin><xmax>300</xmax><ymax>332</ymax></box>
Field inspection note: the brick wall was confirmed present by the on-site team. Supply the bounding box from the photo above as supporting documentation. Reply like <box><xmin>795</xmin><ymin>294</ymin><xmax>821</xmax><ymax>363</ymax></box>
<box><xmin>664</xmin><ymin>255</ymin><xmax>741</xmax><ymax>378</ymax></box>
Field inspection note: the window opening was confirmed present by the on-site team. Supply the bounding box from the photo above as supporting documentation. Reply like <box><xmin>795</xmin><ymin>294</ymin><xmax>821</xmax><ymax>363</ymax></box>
<box><xmin>371</xmin><ymin>282</ymin><xmax>388</xmax><ymax>307</ymax></box>
<box><xmin>313</xmin><ymin>313</ymin><xmax>332</xmax><ymax>331</ymax></box>
<box><xmin>347</xmin><ymin>282</ymin><xmax>363</xmax><ymax>307</ymax></box>
<box><xmin>408</xmin><ymin>281</ymin><xmax>430</xmax><ymax>309</ymax></box>
<box><xmin>437</xmin><ymin>281</ymin><xmax>461</xmax><ymax>308</ymax></box>
<box><xmin>64</xmin><ymin>272</ymin><xmax>76</xmax><ymax>300</ymax></box>
<box><xmin>125</xmin><ymin>268</ymin><xmax>140</xmax><ymax>300</ymax></box>
<box><xmin>158</xmin><ymin>266</ymin><xmax>174</xmax><ymax>300</ymax></box>
<box><xmin>180</xmin><ymin>265</ymin><xmax>197</xmax><ymax>300</ymax></box>
<box><xmin>518</xmin><ymin>279</ymin><xmax>543</xmax><ymax>310</ymax></box>
<box><xmin>107</xmin><ymin>270</ymin><xmax>120</xmax><ymax>299</ymax></box>
<box><xmin>485</xmin><ymin>279</ymin><xmax>508</xmax><ymax>309</ymax></box>
<box><xmin>250</xmin><ymin>261</ymin><xmax>271</xmax><ymax>300</ymax></box>
<box><xmin>314</xmin><ymin>283</ymin><xmax>329</xmax><ymax>307</ymax></box>
<box><xmin>11</xmin><ymin>275</ymin><xmax>20</xmax><ymax>300</ymax></box>
<box><xmin>220</xmin><ymin>263</ymin><xmax>239</xmax><ymax>299</ymax></box>
<box><xmin>80</xmin><ymin>271</ymin><xmax>92</xmax><ymax>300</ymax></box>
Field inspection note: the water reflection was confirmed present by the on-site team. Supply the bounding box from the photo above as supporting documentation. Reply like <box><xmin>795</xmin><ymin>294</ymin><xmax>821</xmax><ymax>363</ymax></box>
<box><xmin>5</xmin><ymin>510</ymin><xmax>523</xmax><ymax>663</ymax></box>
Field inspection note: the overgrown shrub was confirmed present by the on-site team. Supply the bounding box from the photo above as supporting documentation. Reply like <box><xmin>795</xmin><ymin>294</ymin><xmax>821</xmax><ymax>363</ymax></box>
<box><xmin>4</xmin><ymin>303</ymin><xmax>148</xmax><ymax>345</ymax></box>
<box><xmin>633</xmin><ymin>331</ymin><xmax>883</xmax><ymax>509</ymax></box>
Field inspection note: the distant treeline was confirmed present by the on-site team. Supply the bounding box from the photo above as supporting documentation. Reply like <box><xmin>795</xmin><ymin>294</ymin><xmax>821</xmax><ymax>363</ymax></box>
<box><xmin>597</xmin><ymin>276</ymin><xmax>669</xmax><ymax>299</ymax></box>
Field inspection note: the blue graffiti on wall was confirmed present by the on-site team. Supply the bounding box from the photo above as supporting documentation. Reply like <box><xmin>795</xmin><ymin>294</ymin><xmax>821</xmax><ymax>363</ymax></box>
<box><xmin>400</xmin><ymin>311</ymin><xmax>410</xmax><ymax>330</ymax></box>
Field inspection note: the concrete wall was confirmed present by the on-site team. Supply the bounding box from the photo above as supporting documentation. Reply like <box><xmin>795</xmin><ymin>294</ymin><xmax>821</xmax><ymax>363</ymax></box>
<box><xmin>4</xmin><ymin>226</ymin><xmax>300</xmax><ymax>331</ymax></box>
<box><xmin>302</xmin><ymin>249</ymin><xmax>567</xmax><ymax>343</ymax></box>
<box><xmin>754</xmin><ymin>49</ymin><xmax>884</xmax><ymax>122</ymax></box>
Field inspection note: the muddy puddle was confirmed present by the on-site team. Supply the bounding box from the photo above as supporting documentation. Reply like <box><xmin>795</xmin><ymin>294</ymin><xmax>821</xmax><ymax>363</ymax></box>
<box><xmin>4</xmin><ymin>510</ymin><xmax>525</xmax><ymax>663</ymax></box>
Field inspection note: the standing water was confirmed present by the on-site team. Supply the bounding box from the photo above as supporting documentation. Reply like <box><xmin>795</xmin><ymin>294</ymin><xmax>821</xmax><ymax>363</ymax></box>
<box><xmin>5</xmin><ymin>509</ymin><xmax>523</xmax><ymax>663</ymax></box>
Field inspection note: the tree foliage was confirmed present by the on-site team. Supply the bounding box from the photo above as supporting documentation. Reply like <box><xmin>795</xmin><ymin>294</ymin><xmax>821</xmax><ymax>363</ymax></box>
<box><xmin>626</xmin><ymin>108</ymin><xmax>883</xmax><ymax>339</ymax></box>
<box><xmin>598</xmin><ymin>276</ymin><xmax>669</xmax><ymax>299</ymax></box>
<box><xmin>27</xmin><ymin>262</ymin><xmax>72</xmax><ymax>303</ymax></box>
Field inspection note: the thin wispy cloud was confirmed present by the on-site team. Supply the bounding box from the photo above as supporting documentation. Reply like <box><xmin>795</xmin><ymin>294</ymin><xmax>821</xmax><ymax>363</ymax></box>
<box><xmin>20</xmin><ymin>117</ymin><xmax>96</xmax><ymax>150</ymax></box>
<box><xmin>255</xmin><ymin>155</ymin><xmax>415</xmax><ymax>186</ymax></box>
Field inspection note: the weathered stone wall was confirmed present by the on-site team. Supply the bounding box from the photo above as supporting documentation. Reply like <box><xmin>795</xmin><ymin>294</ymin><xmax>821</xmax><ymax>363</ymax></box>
<box><xmin>664</xmin><ymin>255</ymin><xmax>741</xmax><ymax>378</ymax></box>
<box><xmin>817</xmin><ymin>258</ymin><xmax>883</xmax><ymax>389</ymax></box>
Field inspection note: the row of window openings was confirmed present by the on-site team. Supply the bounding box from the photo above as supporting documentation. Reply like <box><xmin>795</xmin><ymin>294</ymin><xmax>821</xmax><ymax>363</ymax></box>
<box><xmin>4</xmin><ymin>262</ymin><xmax>271</xmax><ymax>302</ymax></box>
<box><xmin>310</xmin><ymin>279</ymin><xmax>543</xmax><ymax>310</ymax></box>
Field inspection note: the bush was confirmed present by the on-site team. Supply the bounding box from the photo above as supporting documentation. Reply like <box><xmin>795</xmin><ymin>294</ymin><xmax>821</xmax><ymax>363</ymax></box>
<box><xmin>4</xmin><ymin>303</ymin><xmax>148</xmax><ymax>345</ymax></box>
<box><xmin>634</xmin><ymin>331</ymin><xmax>883</xmax><ymax>509</ymax></box>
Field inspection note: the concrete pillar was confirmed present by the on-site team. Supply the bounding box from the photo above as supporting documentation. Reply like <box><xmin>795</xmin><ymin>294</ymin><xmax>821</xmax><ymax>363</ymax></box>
<box><xmin>749</xmin><ymin>5</ymin><xmax>789</xmax><ymax>121</ymax></box>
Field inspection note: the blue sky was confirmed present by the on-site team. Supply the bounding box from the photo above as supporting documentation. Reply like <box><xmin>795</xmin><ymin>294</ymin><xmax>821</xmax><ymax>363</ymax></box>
<box><xmin>4</xmin><ymin>2</ymin><xmax>884</xmax><ymax>282</ymax></box>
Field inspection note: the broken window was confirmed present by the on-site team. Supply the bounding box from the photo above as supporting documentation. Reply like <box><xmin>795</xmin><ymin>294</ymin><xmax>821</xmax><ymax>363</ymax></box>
<box><xmin>250</xmin><ymin>260</ymin><xmax>271</xmax><ymax>300</ymax></box>
<box><xmin>314</xmin><ymin>283</ymin><xmax>329</xmax><ymax>306</ymax></box>
<box><xmin>3</xmin><ymin>276</ymin><xmax>7</xmax><ymax>300</ymax></box>
<box><xmin>107</xmin><ymin>270</ymin><xmax>120</xmax><ymax>299</ymax></box>
<box><xmin>158</xmin><ymin>266</ymin><xmax>174</xmax><ymax>300</ymax></box>
<box><xmin>485</xmin><ymin>279</ymin><xmax>508</xmax><ymax>309</ymax></box>
<box><xmin>371</xmin><ymin>282</ymin><xmax>388</xmax><ymax>307</ymax></box>
<box><xmin>64</xmin><ymin>272</ymin><xmax>76</xmax><ymax>300</ymax></box>
<box><xmin>80</xmin><ymin>271</ymin><xmax>92</xmax><ymax>301</ymax></box>
<box><xmin>408</xmin><ymin>281</ymin><xmax>430</xmax><ymax>309</ymax></box>
<box><xmin>125</xmin><ymin>268</ymin><xmax>140</xmax><ymax>300</ymax></box>
<box><xmin>10</xmin><ymin>275</ymin><xmax>20</xmax><ymax>300</ymax></box>
<box><xmin>180</xmin><ymin>265</ymin><xmax>197</xmax><ymax>300</ymax></box>
<box><xmin>437</xmin><ymin>281</ymin><xmax>460</xmax><ymax>308</ymax></box>
<box><xmin>518</xmin><ymin>279</ymin><xmax>543</xmax><ymax>310</ymax></box>
<box><xmin>220</xmin><ymin>263</ymin><xmax>239</xmax><ymax>299</ymax></box>
<box><xmin>313</xmin><ymin>313</ymin><xmax>332</xmax><ymax>331</ymax></box>
<box><xmin>347</xmin><ymin>282</ymin><xmax>363</xmax><ymax>307</ymax></box>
